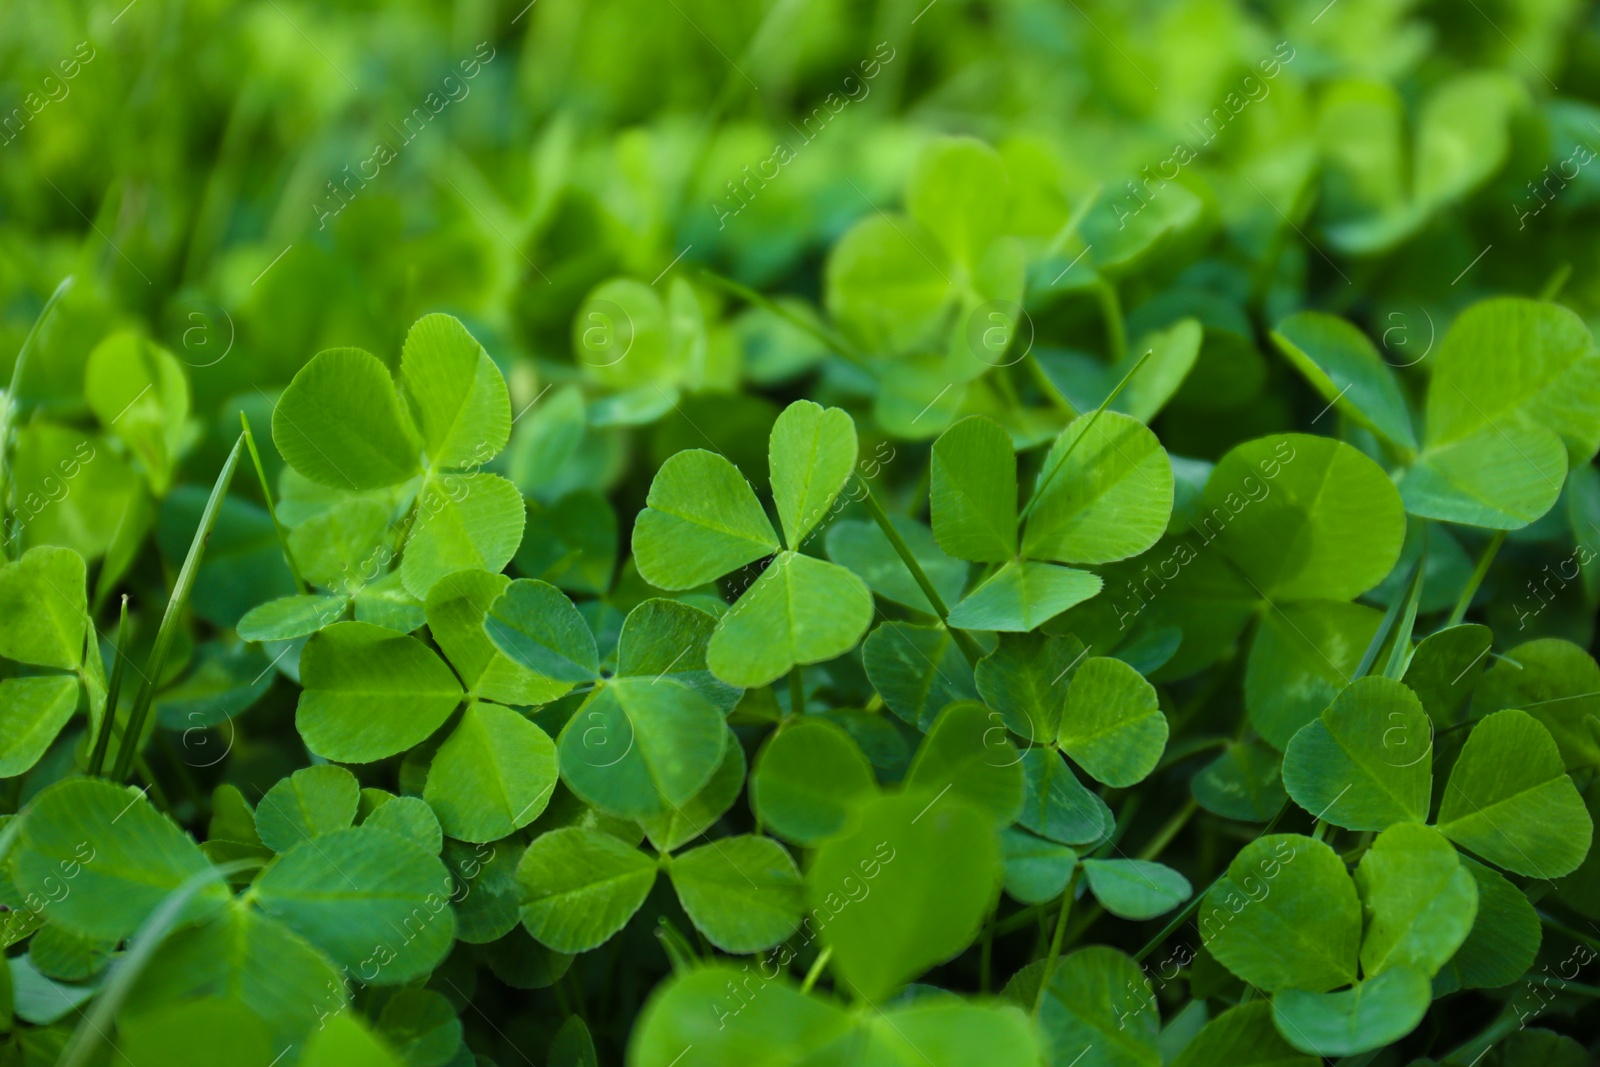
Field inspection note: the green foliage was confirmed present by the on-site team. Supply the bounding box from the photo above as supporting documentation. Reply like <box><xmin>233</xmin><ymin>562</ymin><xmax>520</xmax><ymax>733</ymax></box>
<box><xmin>6</xmin><ymin>6</ymin><xmax>1600</xmax><ymax>1061</ymax></box>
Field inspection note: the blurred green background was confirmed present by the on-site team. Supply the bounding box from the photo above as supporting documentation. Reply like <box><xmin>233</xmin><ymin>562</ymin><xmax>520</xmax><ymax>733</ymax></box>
<box><xmin>7</xmin><ymin>0</ymin><xmax>1600</xmax><ymax>423</ymax></box>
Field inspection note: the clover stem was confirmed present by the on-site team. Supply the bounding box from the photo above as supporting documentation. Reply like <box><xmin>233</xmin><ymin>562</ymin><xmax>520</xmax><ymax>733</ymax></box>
<box><xmin>857</xmin><ymin>478</ymin><xmax>984</xmax><ymax>666</ymax></box>
<box><xmin>980</xmin><ymin>908</ymin><xmax>995</xmax><ymax>993</ymax></box>
<box><xmin>1447</xmin><ymin>530</ymin><xmax>1505</xmax><ymax>628</ymax></box>
<box><xmin>1093</xmin><ymin>280</ymin><xmax>1127</xmax><ymax>365</ymax></box>
<box><xmin>0</xmin><ymin>275</ymin><xmax>74</xmax><ymax>561</ymax></box>
<box><xmin>86</xmin><ymin>595</ymin><xmax>131</xmax><ymax>778</ymax></box>
<box><xmin>788</xmin><ymin>666</ymin><xmax>805</xmax><ymax>715</ymax></box>
<box><xmin>1538</xmin><ymin>911</ymin><xmax>1600</xmax><ymax>955</ymax></box>
<box><xmin>1018</xmin><ymin>348</ymin><xmax>1153</xmax><ymax>526</ymax></box>
<box><xmin>241</xmin><ymin>411</ymin><xmax>308</xmax><ymax>594</ymax></box>
<box><xmin>800</xmin><ymin>946</ymin><xmax>832</xmax><ymax>994</ymax></box>
<box><xmin>696</xmin><ymin>269</ymin><xmax>872</xmax><ymax>368</ymax></box>
<box><xmin>1540</xmin><ymin>262</ymin><xmax>1572</xmax><ymax>301</ymax></box>
<box><xmin>1438</xmin><ymin>1007</ymin><xmax>1525</xmax><ymax>1067</ymax></box>
<box><xmin>1033</xmin><ymin>867</ymin><xmax>1083</xmax><ymax>1014</ymax></box>
<box><xmin>132</xmin><ymin>756</ymin><xmax>173</xmax><ymax>813</ymax></box>
<box><xmin>1025</xmin><ymin>351</ymin><xmax>1076</xmax><ymax>414</ymax></box>
<box><xmin>112</xmin><ymin>435</ymin><xmax>245</xmax><ymax>783</ymax></box>
<box><xmin>1138</xmin><ymin>797</ymin><xmax>1198</xmax><ymax>861</ymax></box>
<box><xmin>654</xmin><ymin>917</ymin><xmax>699</xmax><ymax>973</ymax></box>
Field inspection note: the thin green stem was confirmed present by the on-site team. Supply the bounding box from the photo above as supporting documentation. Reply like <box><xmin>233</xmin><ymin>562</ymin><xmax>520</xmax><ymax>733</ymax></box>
<box><xmin>1093</xmin><ymin>280</ymin><xmax>1127</xmax><ymax>365</ymax></box>
<box><xmin>1033</xmin><ymin>868</ymin><xmax>1082</xmax><ymax>1014</ymax></box>
<box><xmin>112</xmin><ymin>435</ymin><xmax>246</xmax><ymax>782</ymax></box>
<box><xmin>858</xmin><ymin>478</ymin><xmax>984</xmax><ymax>666</ymax></box>
<box><xmin>1382</xmin><ymin>541</ymin><xmax>1428</xmax><ymax>680</ymax></box>
<box><xmin>1</xmin><ymin>276</ymin><xmax>75</xmax><ymax>560</ymax></box>
<box><xmin>241</xmin><ymin>411</ymin><xmax>307</xmax><ymax>594</ymax></box>
<box><xmin>1447</xmin><ymin>530</ymin><xmax>1505</xmax><ymax>628</ymax></box>
<box><xmin>1041</xmin><ymin>182</ymin><xmax>1101</xmax><ymax>262</ymax></box>
<box><xmin>788</xmin><ymin>666</ymin><xmax>805</xmax><ymax>716</ymax></box>
<box><xmin>86</xmin><ymin>596</ymin><xmax>130</xmax><ymax>778</ymax></box>
<box><xmin>1025</xmin><ymin>351</ymin><xmax>1076</xmax><ymax>414</ymax></box>
<box><xmin>1538</xmin><ymin>911</ymin><xmax>1600</xmax><ymax>955</ymax></box>
<box><xmin>1437</xmin><ymin>1007</ymin><xmax>1521</xmax><ymax>1066</ymax></box>
<box><xmin>1019</xmin><ymin>348</ymin><xmax>1153</xmax><ymax>525</ymax></box>
<box><xmin>1138</xmin><ymin>797</ymin><xmax>1198</xmax><ymax>861</ymax></box>
<box><xmin>697</xmin><ymin>269</ymin><xmax>871</xmax><ymax>368</ymax></box>
<box><xmin>1354</xmin><ymin>551</ymin><xmax>1423</xmax><ymax>680</ymax></box>
<box><xmin>800</xmin><ymin>946</ymin><xmax>832</xmax><ymax>994</ymax></box>
<box><xmin>1539</xmin><ymin>262</ymin><xmax>1572</xmax><ymax>302</ymax></box>
<box><xmin>654</xmin><ymin>917</ymin><xmax>699</xmax><ymax>974</ymax></box>
<box><xmin>980</xmin><ymin>912</ymin><xmax>994</xmax><ymax>993</ymax></box>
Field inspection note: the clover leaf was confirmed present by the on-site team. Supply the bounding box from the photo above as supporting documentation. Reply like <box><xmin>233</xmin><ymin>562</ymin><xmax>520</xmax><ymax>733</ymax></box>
<box><xmin>252</xmin><ymin>825</ymin><xmax>455</xmax><ymax>984</ymax></box>
<box><xmin>422</xmin><ymin>700</ymin><xmax>558</xmax><ymax>843</ymax></box>
<box><xmin>750</xmin><ymin>717</ymin><xmax>877</xmax><ymax>846</ymax></box>
<box><xmin>1354</xmin><ymin>823</ymin><xmax>1477</xmax><ymax>978</ymax></box>
<box><xmin>273</xmin><ymin>347</ymin><xmax>423</xmax><ymax>491</ymax></box>
<box><xmin>10</xmin><ymin>779</ymin><xmax>225</xmax><ymax>942</ymax></box>
<box><xmin>631</xmin><ymin>966</ymin><xmax>1039</xmax><ymax>1067</ymax></box>
<box><xmin>1200</xmin><ymin>834</ymin><xmax>1360</xmax><ymax>994</ymax></box>
<box><xmin>1281</xmin><ymin>676</ymin><xmax>1432</xmax><ymax>831</ymax></box>
<box><xmin>809</xmin><ymin>792</ymin><xmax>1000</xmax><ymax>1002</ymax></box>
<box><xmin>632</xmin><ymin>400</ymin><xmax>872</xmax><ymax>688</ymax></box>
<box><xmin>1057</xmin><ymin>656</ymin><xmax>1168</xmax><ymax>787</ymax></box>
<box><xmin>1436</xmin><ymin>708</ymin><xmax>1593</xmax><ymax>878</ymax></box>
<box><xmin>1270</xmin><ymin>966</ymin><xmax>1432</xmax><ymax>1058</ymax></box>
<box><xmin>254</xmin><ymin>764</ymin><xmax>359</xmax><ymax>853</ymax></box>
<box><xmin>1035</xmin><ymin>947</ymin><xmax>1164</xmax><ymax>1065</ymax></box>
<box><xmin>296</xmin><ymin>622</ymin><xmax>463</xmax><ymax>762</ymax></box>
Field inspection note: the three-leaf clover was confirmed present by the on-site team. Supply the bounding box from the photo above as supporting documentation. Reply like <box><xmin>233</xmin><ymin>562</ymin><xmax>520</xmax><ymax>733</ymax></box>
<box><xmin>631</xmin><ymin>399</ymin><xmax>873</xmax><ymax>688</ymax></box>
<box><xmin>929</xmin><ymin>408</ymin><xmax>1173</xmax><ymax>633</ymax></box>
<box><xmin>256</xmin><ymin>313</ymin><xmax>522</xmax><ymax>642</ymax></box>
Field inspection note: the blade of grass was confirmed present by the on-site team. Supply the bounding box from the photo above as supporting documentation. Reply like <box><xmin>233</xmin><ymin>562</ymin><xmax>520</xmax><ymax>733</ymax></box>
<box><xmin>58</xmin><ymin>857</ymin><xmax>265</xmax><ymax>1067</ymax></box>
<box><xmin>1</xmin><ymin>275</ymin><xmax>75</xmax><ymax>560</ymax></box>
<box><xmin>85</xmin><ymin>595</ymin><xmax>131</xmax><ymax>778</ymax></box>
<box><xmin>110</xmin><ymin>434</ymin><xmax>245</xmax><ymax>783</ymax></box>
<box><xmin>240</xmin><ymin>410</ymin><xmax>307</xmax><ymax>594</ymax></box>
<box><xmin>1018</xmin><ymin>348</ymin><xmax>1153</xmax><ymax>525</ymax></box>
<box><xmin>1381</xmin><ymin>541</ymin><xmax>1428</xmax><ymax>680</ymax></box>
<box><xmin>1353</xmin><ymin>553</ymin><xmax>1423</xmax><ymax>681</ymax></box>
<box><xmin>858</xmin><ymin>478</ymin><xmax>985</xmax><ymax>666</ymax></box>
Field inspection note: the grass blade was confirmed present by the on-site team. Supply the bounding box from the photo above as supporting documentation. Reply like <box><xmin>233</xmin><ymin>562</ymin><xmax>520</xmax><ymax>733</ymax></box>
<box><xmin>85</xmin><ymin>595</ymin><xmax>131</xmax><ymax>778</ymax></box>
<box><xmin>1382</xmin><ymin>542</ymin><xmax>1428</xmax><ymax>680</ymax></box>
<box><xmin>1353</xmin><ymin>553</ymin><xmax>1423</xmax><ymax>680</ymax></box>
<box><xmin>241</xmin><ymin>410</ymin><xmax>307</xmax><ymax>594</ymax></box>
<box><xmin>858</xmin><ymin>478</ymin><xmax>985</xmax><ymax>667</ymax></box>
<box><xmin>1</xmin><ymin>275</ymin><xmax>75</xmax><ymax>560</ymax></box>
<box><xmin>110</xmin><ymin>434</ymin><xmax>245</xmax><ymax>782</ymax></box>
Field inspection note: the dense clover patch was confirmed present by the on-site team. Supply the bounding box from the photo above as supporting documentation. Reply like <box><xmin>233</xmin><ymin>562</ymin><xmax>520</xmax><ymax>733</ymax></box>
<box><xmin>4</xmin><ymin>10</ymin><xmax>1600</xmax><ymax>1064</ymax></box>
